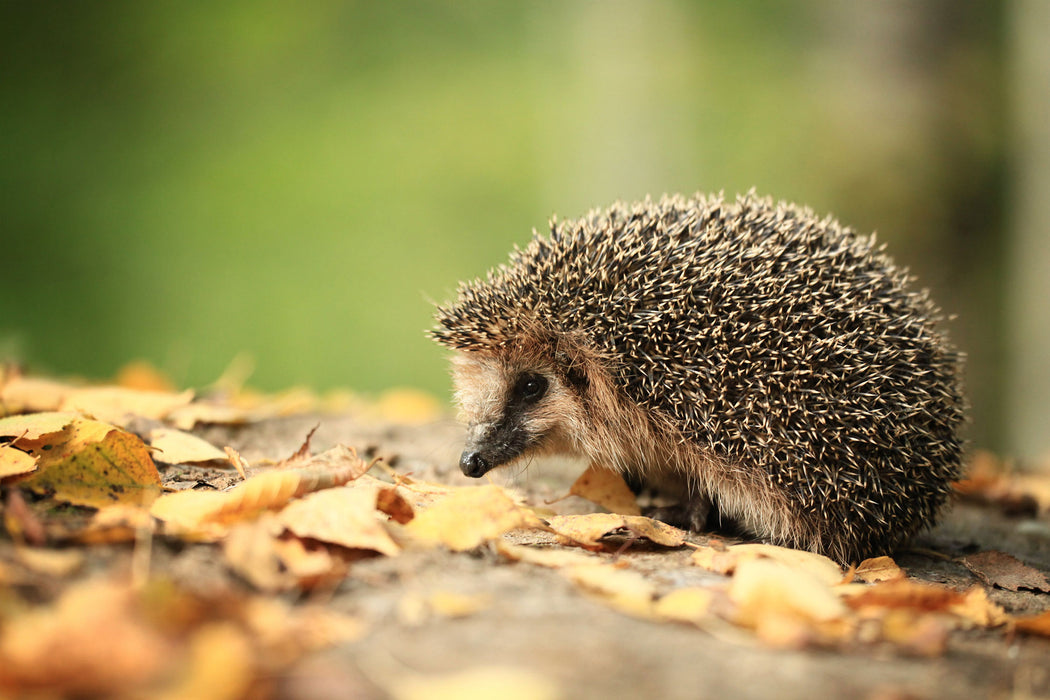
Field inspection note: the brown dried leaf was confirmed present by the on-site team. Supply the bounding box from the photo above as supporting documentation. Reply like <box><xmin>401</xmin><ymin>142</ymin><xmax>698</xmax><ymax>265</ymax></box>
<box><xmin>854</xmin><ymin>556</ymin><xmax>906</xmax><ymax>583</ymax></box>
<box><xmin>547</xmin><ymin>513</ymin><xmax>685</xmax><ymax>550</ymax></box>
<box><xmin>961</xmin><ymin>550</ymin><xmax>1050</xmax><ymax>592</ymax></box>
<box><xmin>223</xmin><ymin>515</ymin><xmax>346</xmax><ymax>591</ymax></box>
<box><xmin>279</xmin><ymin>486</ymin><xmax>400</xmax><ymax>556</ymax></box>
<box><xmin>376</xmin><ymin>486</ymin><xmax>415</xmax><ymax>524</ymax></box>
<box><xmin>1014</xmin><ymin>610</ymin><xmax>1050</xmax><ymax>637</ymax></box>
<box><xmin>151</xmin><ymin>446</ymin><xmax>370</xmax><ymax>538</ymax></box>
<box><xmin>404</xmin><ymin>484</ymin><xmax>547</xmax><ymax>551</ymax></box>
<box><xmin>225</xmin><ymin>446</ymin><xmax>249</xmax><ymax>479</ymax></box>
<box><xmin>840</xmin><ymin>578</ymin><xmax>967</xmax><ymax>613</ymax></box>
<box><xmin>567</xmin><ymin>464</ymin><xmax>641</xmax><ymax>516</ymax></box>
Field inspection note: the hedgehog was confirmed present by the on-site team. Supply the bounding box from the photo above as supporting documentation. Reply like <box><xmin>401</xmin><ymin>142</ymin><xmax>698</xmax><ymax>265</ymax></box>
<box><xmin>430</xmin><ymin>192</ymin><xmax>964</xmax><ymax>563</ymax></box>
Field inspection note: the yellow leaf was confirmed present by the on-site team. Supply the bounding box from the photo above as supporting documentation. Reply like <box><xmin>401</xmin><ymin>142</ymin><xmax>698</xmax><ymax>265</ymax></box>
<box><xmin>692</xmin><ymin>543</ymin><xmax>843</xmax><ymax>586</ymax></box>
<box><xmin>59</xmin><ymin>386</ymin><xmax>194</xmax><ymax>425</ymax></box>
<box><xmin>153</xmin><ymin>623</ymin><xmax>253</xmax><ymax>700</ymax></box>
<box><xmin>547</xmin><ymin>513</ymin><xmax>685</xmax><ymax>549</ymax></box>
<box><xmin>151</xmin><ymin>446</ymin><xmax>371</xmax><ymax>538</ymax></box>
<box><xmin>950</xmin><ymin>586</ymin><xmax>1010</xmax><ymax>628</ymax></box>
<box><xmin>496</xmin><ymin>541</ymin><xmax>603</xmax><ymax>569</ymax></box>
<box><xmin>148</xmin><ymin>428</ymin><xmax>227</xmax><ymax>464</ymax></box>
<box><xmin>0</xmin><ymin>579</ymin><xmax>171</xmax><ymax>695</ymax></box>
<box><xmin>404</xmin><ymin>484</ymin><xmax>546</xmax><ymax>551</ymax></box>
<box><xmin>398</xmin><ymin>591</ymin><xmax>491</xmax><ymax>625</ymax></box>
<box><xmin>390</xmin><ymin>666</ymin><xmax>560</xmax><ymax>700</ymax></box>
<box><xmin>6</xmin><ymin>414</ymin><xmax>161</xmax><ymax>508</ymax></box>
<box><xmin>653</xmin><ymin>587</ymin><xmax>716</xmax><ymax>625</ymax></box>
<box><xmin>729</xmin><ymin>559</ymin><xmax>848</xmax><ymax>628</ymax></box>
<box><xmin>71</xmin><ymin>505</ymin><xmax>153</xmax><ymax>545</ymax></box>
<box><xmin>564</xmin><ymin>563</ymin><xmax>657</xmax><ymax>618</ymax></box>
<box><xmin>0</xmin><ymin>376</ymin><xmax>72</xmax><ymax>414</ymax></box>
<box><xmin>14</xmin><ymin>546</ymin><xmax>84</xmax><ymax>577</ymax></box>
<box><xmin>0</xmin><ymin>444</ymin><xmax>36</xmax><ymax>478</ymax></box>
<box><xmin>567</xmin><ymin>464</ymin><xmax>641</xmax><ymax>515</ymax></box>
<box><xmin>279</xmin><ymin>486</ymin><xmax>400</xmax><ymax>556</ymax></box>
<box><xmin>854</xmin><ymin>555</ymin><xmax>905</xmax><ymax>583</ymax></box>
<box><xmin>374</xmin><ymin>387</ymin><xmax>443</xmax><ymax>424</ymax></box>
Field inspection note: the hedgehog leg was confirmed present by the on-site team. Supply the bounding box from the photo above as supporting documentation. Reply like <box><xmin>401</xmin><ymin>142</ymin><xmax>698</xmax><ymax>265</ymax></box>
<box><xmin>644</xmin><ymin>497</ymin><xmax>713</xmax><ymax>533</ymax></box>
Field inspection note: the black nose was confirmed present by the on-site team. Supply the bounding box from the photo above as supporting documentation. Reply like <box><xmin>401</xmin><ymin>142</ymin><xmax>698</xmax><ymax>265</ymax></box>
<box><xmin>460</xmin><ymin>450</ymin><xmax>490</xmax><ymax>478</ymax></box>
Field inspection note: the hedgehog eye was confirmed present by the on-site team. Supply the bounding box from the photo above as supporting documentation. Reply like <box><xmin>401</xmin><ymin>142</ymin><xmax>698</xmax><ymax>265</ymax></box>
<box><xmin>514</xmin><ymin>373</ymin><xmax>548</xmax><ymax>403</ymax></box>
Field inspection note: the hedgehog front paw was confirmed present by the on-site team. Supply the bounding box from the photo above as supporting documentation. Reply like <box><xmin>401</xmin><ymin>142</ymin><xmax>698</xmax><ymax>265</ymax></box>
<box><xmin>644</xmin><ymin>497</ymin><xmax>712</xmax><ymax>533</ymax></box>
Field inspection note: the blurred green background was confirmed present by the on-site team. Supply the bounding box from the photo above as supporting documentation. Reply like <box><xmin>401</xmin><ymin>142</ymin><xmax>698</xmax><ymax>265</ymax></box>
<box><xmin>2</xmin><ymin>2</ymin><xmax>1046</xmax><ymax>458</ymax></box>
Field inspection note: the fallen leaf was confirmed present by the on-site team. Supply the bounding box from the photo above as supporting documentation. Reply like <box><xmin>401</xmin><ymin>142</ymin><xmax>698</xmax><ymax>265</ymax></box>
<box><xmin>5</xmin><ymin>414</ymin><xmax>161</xmax><ymax>508</ymax></box>
<box><xmin>1014</xmin><ymin>610</ymin><xmax>1050</xmax><ymax>637</ymax></box>
<box><xmin>374</xmin><ymin>388</ymin><xmax>443</xmax><ymax>424</ymax></box>
<box><xmin>151</xmin><ymin>446</ymin><xmax>371</xmax><ymax>538</ymax></box>
<box><xmin>225</xmin><ymin>446</ymin><xmax>249</xmax><ymax>479</ymax></box>
<box><xmin>0</xmin><ymin>375</ymin><xmax>72</xmax><ymax>414</ymax></box>
<box><xmin>729</xmin><ymin>558</ymin><xmax>848</xmax><ymax>628</ymax></box>
<box><xmin>398</xmin><ymin>591</ymin><xmax>491</xmax><ymax>625</ymax></box>
<box><xmin>693</xmin><ymin>543</ymin><xmax>843</xmax><ymax>586</ymax></box>
<box><xmin>148</xmin><ymin>428</ymin><xmax>228</xmax><ymax>464</ymax></box>
<box><xmin>854</xmin><ymin>556</ymin><xmax>906</xmax><ymax>583</ymax></box>
<box><xmin>653</xmin><ymin>587</ymin><xmax>717</xmax><ymax>625</ymax></box>
<box><xmin>70</xmin><ymin>505</ymin><xmax>154</xmax><ymax>545</ymax></box>
<box><xmin>547</xmin><ymin>513</ymin><xmax>685</xmax><ymax>549</ymax></box>
<box><xmin>279</xmin><ymin>486</ymin><xmax>401</xmax><ymax>556</ymax></box>
<box><xmin>404</xmin><ymin>484</ymin><xmax>546</xmax><ymax>551</ymax></box>
<box><xmin>153</xmin><ymin>623</ymin><xmax>253</xmax><ymax>700</ymax></box>
<box><xmin>390</xmin><ymin>666</ymin><xmax>559</xmax><ymax>700</ymax></box>
<box><xmin>840</xmin><ymin>578</ymin><xmax>967</xmax><ymax>613</ymax></box>
<box><xmin>59</xmin><ymin>386</ymin><xmax>194</xmax><ymax>425</ymax></box>
<box><xmin>3</xmin><ymin>489</ymin><xmax>46</xmax><ymax>545</ymax></box>
<box><xmin>496</xmin><ymin>541</ymin><xmax>604</xmax><ymax>569</ymax></box>
<box><xmin>0</xmin><ymin>579</ymin><xmax>172</xmax><ymax>695</ymax></box>
<box><xmin>376</xmin><ymin>486</ymin><xmax>415</xmax><ymax>524</ymax></box>
<box><xmin>563</xmin><ymin>563</ymin><xmax>657</xmax><ymax>618</ymax></box>
<box><xmin>951</xmin><ymin>587</ymin><xmax>1010</xmax><ymax>628</ymax></box>
<box><xmin>566</xmin><ymin>464</ymin><xmax>641</xmax><ymax>516</ymax></box>
<box><xmin>14</xmin><ymin>546</ymin><xmax>84</xmax><ymax>577</ymax></box>
<box><xmin>0</xmin><ymin>445</ymin><xmax>36</xmax><ymax>478</ymax></box>
<box><xmin>961</xmin><ymin>551</ymin><xmax>1050</xmax><ymax>593</ymax></box>
<box><xmin>114</xmin><ymin>360</ymin><xmax>177</xmax><ymax>392</ymax></box>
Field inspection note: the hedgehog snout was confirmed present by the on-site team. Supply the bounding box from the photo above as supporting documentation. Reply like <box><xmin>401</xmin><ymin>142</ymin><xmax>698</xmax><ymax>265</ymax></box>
<box><xmin>459</xmin><ymin>450</ymin><xmax>491</xmax><ymax>478</ymax></box>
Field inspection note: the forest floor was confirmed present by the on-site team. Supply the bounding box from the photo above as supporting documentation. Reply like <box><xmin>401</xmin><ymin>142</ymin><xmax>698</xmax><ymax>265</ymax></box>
<box><xmin>1</xmin><ymin>375</ymin><xmax>1049</xmax><ymax>699</ymax></box>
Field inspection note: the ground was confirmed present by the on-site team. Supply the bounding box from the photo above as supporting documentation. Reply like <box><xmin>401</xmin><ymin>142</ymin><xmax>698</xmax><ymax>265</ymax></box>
<box><xmin>2</xmin><ymin>401</ymin><xmax>1050</xmax><ymax>699</ymax></box>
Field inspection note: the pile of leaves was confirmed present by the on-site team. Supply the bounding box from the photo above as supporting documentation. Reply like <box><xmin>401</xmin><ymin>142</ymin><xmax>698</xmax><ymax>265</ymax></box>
<box><xmin>1</xmin><ymin>365</ymin><xmax>1050</xmax><ymax>697</ymax></box>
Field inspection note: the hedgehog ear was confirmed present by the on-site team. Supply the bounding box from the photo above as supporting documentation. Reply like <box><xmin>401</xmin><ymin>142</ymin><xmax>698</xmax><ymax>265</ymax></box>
<box><xmin>555</xmin><ymin>349</ymin><xmax>590</xmax><ymax>393</ymax></box>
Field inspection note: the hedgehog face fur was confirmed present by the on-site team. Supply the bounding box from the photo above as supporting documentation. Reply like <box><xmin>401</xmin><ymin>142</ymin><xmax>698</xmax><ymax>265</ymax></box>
<box><xmin>431</xmin><ymin>192</ymin><xmax>965</xmax><ymax>563</ymax></box>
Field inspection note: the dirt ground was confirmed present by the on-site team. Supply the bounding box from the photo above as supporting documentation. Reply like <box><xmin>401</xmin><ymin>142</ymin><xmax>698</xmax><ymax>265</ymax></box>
<box><xmin>172</xmin><ymin>412</ymin><xmax>1050</xmax><ymax>700</ymax></box>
